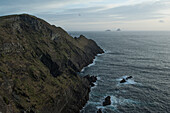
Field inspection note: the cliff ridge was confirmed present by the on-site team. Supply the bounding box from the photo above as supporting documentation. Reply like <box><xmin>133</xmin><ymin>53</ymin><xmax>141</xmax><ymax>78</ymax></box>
<box><xmin>0</xmin><ymin>14</ymin><xmax>103</xmax><ymax>113</ymax></box>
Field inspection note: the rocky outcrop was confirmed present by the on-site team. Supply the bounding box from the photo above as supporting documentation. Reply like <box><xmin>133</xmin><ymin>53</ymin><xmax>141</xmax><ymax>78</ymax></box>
<box><xmin>0</xmin><ymin>14</ymin><xmax>104</xmax><ymax>113</ymax></box>
<box><xmin>120</xmin><ymin>76</ymin><xmax>133</xmax><ymax>83</ymax></box>
<box><xmin>97</xmin><ymin>109</ymin><xmax>102</xmax><ymax>113</ymax></box>
<box><xmin>84</xmin><ymin>75</ymin><xmax>97</xmax><ymax>83</ymax></box>
<box><xmin>84</xmin><ymin>75</ymin><xmax>97</xmax><ymax>87</ymax></box>
<box><xmin>120</xmin><ymin>78</ymin><xmax>126</xmax><ymax>83</ymax></box>
<box><xmin>126</xmin><ymin>76</ymin><xmax>132</xmax><ymax>80</ymax></box>
<box><xmin>103</xmin><ymin>96</ymin><xmax>111</xmax><ymax>106</ymax></box>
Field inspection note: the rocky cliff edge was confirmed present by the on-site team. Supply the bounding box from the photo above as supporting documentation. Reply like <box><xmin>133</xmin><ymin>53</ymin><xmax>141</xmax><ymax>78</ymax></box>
<box><xmin>0</xmin><ymin>14</ymin><xmax>103</xmax><ymax>113</ymax></box>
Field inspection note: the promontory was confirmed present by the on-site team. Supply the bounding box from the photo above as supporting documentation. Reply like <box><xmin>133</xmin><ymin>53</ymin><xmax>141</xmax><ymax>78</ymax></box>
<box><xmin>0</xmin><ymin>14</ymin><xmax>103</xmax><ymax>113</ymax></box>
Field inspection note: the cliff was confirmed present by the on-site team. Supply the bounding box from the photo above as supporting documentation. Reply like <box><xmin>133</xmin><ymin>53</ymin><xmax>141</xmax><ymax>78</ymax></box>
<box><xmin>0</xmin><ymin>14</ymin><xmax>104</xmax><ymax>113</ymax></box>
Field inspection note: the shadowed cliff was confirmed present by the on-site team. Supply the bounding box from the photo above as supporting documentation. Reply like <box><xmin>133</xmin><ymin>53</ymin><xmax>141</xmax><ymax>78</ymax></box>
<box><xmin>0</xmin><ymin>14</ymin><xmax>103</xmax><ymax>113</ymax></box>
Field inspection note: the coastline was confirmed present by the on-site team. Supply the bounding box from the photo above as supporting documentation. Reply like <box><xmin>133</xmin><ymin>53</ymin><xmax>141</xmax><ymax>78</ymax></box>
<box><xmin>80</xmin><ymin>47</ymin><xmax>108</xmax><ymax>73</ymax></box>
<box><xmin>80</xmin><ymin>53</ymin><xmax>104</xmax><ymax>73</ymax></box>
<box><xmin>79</xmin><ymin>51</ymin><xmax>105</xmax><ymax>112</ymax></box>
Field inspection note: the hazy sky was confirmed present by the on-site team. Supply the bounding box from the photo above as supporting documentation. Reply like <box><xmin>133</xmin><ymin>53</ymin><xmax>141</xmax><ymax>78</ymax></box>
<box><xmin>0</xmin><ymin>0</ymin><xmax>170</xmax><ymax>31</ymax></box>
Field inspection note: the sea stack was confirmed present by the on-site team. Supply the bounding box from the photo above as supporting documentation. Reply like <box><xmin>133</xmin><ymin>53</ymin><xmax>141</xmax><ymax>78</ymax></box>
<box><xmin>120</xmin><ymin>78</ymin><xmax>126</xmax><ymax>83</ymax></box>
<box><xmin>97</xmin><ymin>109</ymin><xmax>102</xmax><ymax>113</ymax></box>
<box><xmin>103</xmin><ymin>96</ymin><xmax>111</xmax><ymax>106</ymax></box>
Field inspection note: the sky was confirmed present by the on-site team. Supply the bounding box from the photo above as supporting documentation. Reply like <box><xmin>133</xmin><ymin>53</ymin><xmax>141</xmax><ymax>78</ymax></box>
<box><xmin>0</xmin><ymin>0</ymin><xmax>170</xmax><ymax>31</ymax></box>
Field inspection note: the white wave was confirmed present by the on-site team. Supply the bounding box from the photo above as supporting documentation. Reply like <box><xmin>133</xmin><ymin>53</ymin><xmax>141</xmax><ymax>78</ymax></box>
<box><xmin>81</xmin><ymin>68</ymin><xmax>85</xmax><ymax>72</ymax></box>
<box><xmin>80</xmin><ymin>57</ymin><xmax>96</xmax><ymax>72</ymax></box>
<box><xmin>111</xmin><ymin>96</ymin><xmax>119</xmax><ymax>105</ymax></box>
<box><xmin>91</xmin><ymin>83</ymin><xmax>98</xmax><ymax>90</ymax></box>
<box><xmin>121</xmin><ymin>90</ymin><xmax>127</xmax><ymax>93</ymax></box>
<box><xmin>104</xmin><ymin>50</ymin><xmax>111</xmax><ymax>53</ymax></box>
<box><xmin>94</xmin><ymin>82</ymin><xmax>98</xmax><ymax>86</ymax></box>
<box><xmin>87</xmin><ymin>58</ymin><xmax>97</xmax><ymax>68</ymax></box>
<box><xmin>80</xmin><ymin>48</ymin><xmax>112</xmax><ymax>72</ymax></box>
<box><xmin>111</xmin><ymin>95</ymin><xmax>138</xmax><ymax>105</ymax></box>
<box><xmin>87</xmin><ymin>101</ymin><xmax>101</xmax><ymax>105</ymax></box>
<box><xmin>81</xmin><ymin>52</ymin><xmax>104</xmax><ymax>72</ymax></box>
<box><xmin>97</xmin><ymin>76</ymin><xmax>101</xmax><ymax>80</ymax></box>
<box><xmin>97</xmin><ymin>53</ymin><xmax>103</xmax><ymax>56</ymax></box>
<box><xmin>96</xmin><ymin>106</ymin><xmax>105</xmax><ymax>109</ymax></box>
<box><xmin>124</xmin><ymin>79</ymin><xmax>137</xmax><ymax>85</ymax></box>
<box><xmin>91</xmin><ymin>76</ymin><xmax>103</xmax><ymax>90</ymax></box>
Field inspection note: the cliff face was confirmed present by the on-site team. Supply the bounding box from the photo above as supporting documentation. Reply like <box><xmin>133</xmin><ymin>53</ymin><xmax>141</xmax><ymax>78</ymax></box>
<box><xmin>0</xmin><ymin>14</ymin><xmax>104</xmax><ymax>113</ymax></box>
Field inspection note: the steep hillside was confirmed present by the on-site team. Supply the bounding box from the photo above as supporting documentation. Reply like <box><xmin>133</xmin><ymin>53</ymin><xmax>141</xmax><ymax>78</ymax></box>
<box><xmin>0</xmin><ymin>14</ymin><xmax>104</xmax><ymax>113</ymax></box>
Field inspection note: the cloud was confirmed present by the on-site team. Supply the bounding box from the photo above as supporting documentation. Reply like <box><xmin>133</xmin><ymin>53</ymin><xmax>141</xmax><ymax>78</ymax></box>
<box><xmin>39</xmin><ymin>0</ymin><xmax>170</xmax><ymax>22</ymax></box>
<box><xmin>1</xmin><ymin>0</ymin><xmax>170</xmax><ymax>30</ymax></box>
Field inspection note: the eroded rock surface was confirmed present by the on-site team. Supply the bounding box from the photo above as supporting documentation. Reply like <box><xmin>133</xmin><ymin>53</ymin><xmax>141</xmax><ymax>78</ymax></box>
<box><xmin>0</xmin><ymin>14</ymin><xmax>104</xmax><ymax>113</ymax></box>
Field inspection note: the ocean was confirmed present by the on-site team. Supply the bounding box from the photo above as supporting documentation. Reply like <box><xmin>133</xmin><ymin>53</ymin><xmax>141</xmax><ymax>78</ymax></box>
<box><xmin>69</xmin><ymin>31</ymin><xmax>170</xmax><ymax>113</ymax></box>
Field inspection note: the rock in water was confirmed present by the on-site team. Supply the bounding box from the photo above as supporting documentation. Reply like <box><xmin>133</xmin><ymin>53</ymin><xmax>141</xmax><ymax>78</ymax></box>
<box><xmin>120</xmin><ymin>78</ymin><xmax>126</xmax><ymax>83</ymax></box>
<box><xmin>103</xmin><ymin>96</ymin><xmax>111</xmax><ymax>106</ymax></box>
<box><xmin>97</xmin><ymin>109</ymin><xmax>102</xmax><ymax>113</ymax></box>
<box><xmin>126</xmin><ymin>76</ymin><xmax>133</xmax><ymax>80</ymax></box>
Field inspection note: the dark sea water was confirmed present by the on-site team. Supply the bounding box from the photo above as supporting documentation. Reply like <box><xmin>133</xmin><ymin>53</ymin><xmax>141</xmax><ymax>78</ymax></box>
<box><xmin>69</xmin><ymin>31</ymin><xmax>170</xmax><ymax>113</ymax></box>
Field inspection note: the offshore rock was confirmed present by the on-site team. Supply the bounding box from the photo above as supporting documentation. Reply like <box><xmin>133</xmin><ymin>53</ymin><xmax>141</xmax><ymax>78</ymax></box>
<box><xmin>120</xmin><ymin>78</ymin><xmax>126</xmax><ymax>83</ymax></box>
<box><xmin>103</xmin><ymin>96</ymin><xmax>111</xmax><ymax>106</ymax></box>
<box><xmin>126</xmin><ymin>76</ymin><xmax>133</xmax><ymax>80</ymax></box>
<box><xmin>97</xmin><ymin>108</ymin><xmax>102</xmax><ymax>113</ymax></box>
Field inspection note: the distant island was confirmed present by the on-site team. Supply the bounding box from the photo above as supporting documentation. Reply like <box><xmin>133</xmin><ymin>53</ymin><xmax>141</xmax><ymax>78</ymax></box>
<box><xmin>105</xmin><ymin>29</ymin><xmax>111</xmax><ymax>32</ymax></box>
<box><xmin>0</xmin><ymin>14</ymin><xmax>104</xmax><ymax>113</ymax></box>
<box><xmin>105</xmin><ymin>29</ymin><xmax>121</xmax><ymax>32</ymax></box>
<box><xmin>116</xmin><ymin>28</ymin><xmax>121</xmax><ymax>31</ymax></box>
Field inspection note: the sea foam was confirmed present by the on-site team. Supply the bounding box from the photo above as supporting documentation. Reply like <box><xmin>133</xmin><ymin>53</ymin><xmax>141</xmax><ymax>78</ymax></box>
<box><xmin>81</xmin><ymin>53</ymin><xmax>103</xmax><ymax>72</ymax></box>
